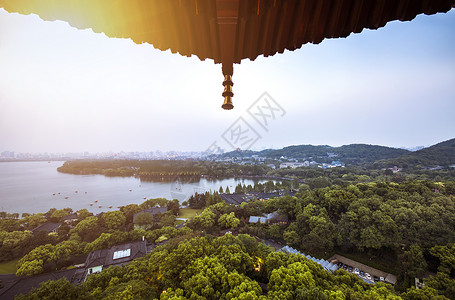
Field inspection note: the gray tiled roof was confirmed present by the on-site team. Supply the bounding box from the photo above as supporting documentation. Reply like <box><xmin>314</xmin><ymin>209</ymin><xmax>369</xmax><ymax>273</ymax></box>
<box><xmin>280</xmin><ymin>246</ymin><xmax>338</xmax><ymax>272</ymax></box>
<box><xmin>31</xmin><ymin>222</ymin><xmax>61</xmax><ymax>234</ymax></box>
<box><xmin>84</xmin><ymin>240</ymin><xmax>147</xmax><ymax>269</ymax></box>
<box><xmin>0</xmin><ymin>269</ymin><xmax>77</xmax><ymax>300</ymax></box>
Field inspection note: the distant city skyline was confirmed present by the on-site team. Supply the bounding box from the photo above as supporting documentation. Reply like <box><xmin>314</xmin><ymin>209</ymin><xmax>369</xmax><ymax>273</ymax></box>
<box><xmin>1</xmin><ymin>8</ymin><xmax>454</xmax><ymax>153</ymax></box>
<box><xmin>0</xmin><ymin>139</ymin><xmax>445</xmax><ymax>160</ymax></box>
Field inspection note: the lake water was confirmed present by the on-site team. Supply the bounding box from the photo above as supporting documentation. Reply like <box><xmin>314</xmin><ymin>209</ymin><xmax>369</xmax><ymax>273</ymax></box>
<box><xmin>0</xmin><ymin>161</ymin><xmax>268</xmax><ymax>214</ymax></box>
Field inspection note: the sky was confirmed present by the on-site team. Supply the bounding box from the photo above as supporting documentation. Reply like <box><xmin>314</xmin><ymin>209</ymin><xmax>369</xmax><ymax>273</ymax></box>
<box><xmin>0</xmin><ymin>8</ymin><xmax>454</xmax><ymax>153</ymax></box>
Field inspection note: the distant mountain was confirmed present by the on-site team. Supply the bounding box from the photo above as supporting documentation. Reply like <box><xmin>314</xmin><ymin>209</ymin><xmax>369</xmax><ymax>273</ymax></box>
<box><xmin>377</xmin><ymin>138</ymin><xmax>455</xmax><ymax>168</ymax></box>
<box><xmin>218</xmin><ymin>143</ymin><xmax>410</xmax><ymax>165</ymax></box>
<box><xmin>217</xmin><ymin>138</ymin><xmax>455</xmax><ymax>169</ymax></box>
<box><xmin>264</xmin><ymin>144</ymin><xmax>410</xmax><ymax>165</ymax></box>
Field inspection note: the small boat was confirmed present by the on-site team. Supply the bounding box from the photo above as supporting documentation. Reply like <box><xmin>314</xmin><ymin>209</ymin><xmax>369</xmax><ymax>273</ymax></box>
<box><xmin>98</xmin><ymin>205</ymin><xmax>102</xmax><ymax>208</ymax></box>
<box><xmin>75</xmin><ymin>191</ymin><xmax>78</xmax><ymax>193</ymax></box>
<box><xmin>89</xmin><ymin>203</ymin><xmax>93</xmax><ymax>206</ymax></box>
<box><xmin>52</xmin><ymin>193</ymin><xmax>55</xmax><ymax>196</ymax></box>
<box><xmin>64</xmin><ymin>197</ymin><xmax>68</xmax><ymax>199</ymax></box>
<box><xmin>85</xmin><ymin>192</ymin><xmax>87</xmax><ymax>194</ymax></box>
<box><xmin>108</xmin><ymin>205</ymin><xmax>113</xmax><ymax>208</ymax></box>
<box><xmin>129</xmin><ymin>189</ymin><xmax>132</xmax><ymax>192</ymax></box>
<box><xmin>144</xmin><ymin>197</ymin><xmax>146</xmax><ymax>199</ymax></box>
<box><xmin>94</xmin><ymin>200</ymin><xmax>98</xmax><ymax>203</ymax></box>
<box><xmin>58</xmin><ymin>192</ymin><xmax>60</xmax><ymax>195</ymax></box>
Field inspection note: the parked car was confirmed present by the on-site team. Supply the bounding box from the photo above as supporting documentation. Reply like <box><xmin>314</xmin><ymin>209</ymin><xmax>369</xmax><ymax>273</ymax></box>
<box><xmin>354</xmin><ymin>268</ymin><xmax>359</xmax><ymax>275</ymax></box>
<box><xmin>380</xmin><ymin>276</ymin><xmax>385</xmax><ymax>282</ymax></box>
<box><xmin>365</xmin><ymin>273</ymin><xmax>372</xmax><ymax>280</ymax></box>
<box><xmin>348</xmin><ymin>266</ymin><xmax>353</xmax><ymax>272</ymax></box>
<box><xmin>337</xmin><ymin>262</ymin><xmax>343</xmax><ymax>268</ymax></box>
<box><xmin>374</xmin><ymin>276</ymin><xmax>379</xmax><ymax>282</ymax></box>
<box><xmin>343</xmin><ymin>264</ymin><xmax>348</xmax><ymax>270</ymax></box>
<box><xmin>360</xmin><ymin>270</ymin><xmax>365</xmax><ymax>277</ymax></box>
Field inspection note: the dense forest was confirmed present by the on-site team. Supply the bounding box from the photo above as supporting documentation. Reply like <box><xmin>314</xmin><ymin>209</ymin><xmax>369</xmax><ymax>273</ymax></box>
<box><xmin>1</xmin><ymin>179</ymin><xmax>455</xmax><ymax>299</ymax></box>
<box><xmin>57</xmin><ymin>159</ymin><xmax>455</xmax><ymax>188</ymax></box>
<box><xmin>375</xmin><ymin>139</ymin><xmax>455</xmax><ymax>169</ymax></box>
<box><xmin>263</xmin><ymin>144</ymin><xmax>410</xmax><ymax>165</ymax></box>
<box><xmin>57</xmin><ymin>160</ymin><xmax>270</xmax><ymax>179</ymax></box>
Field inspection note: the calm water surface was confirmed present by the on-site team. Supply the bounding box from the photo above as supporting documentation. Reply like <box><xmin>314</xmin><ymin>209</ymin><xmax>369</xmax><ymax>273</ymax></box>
<box><xmin>0</xmin><ymin>161</ymin><xmax>266</xmax><ymax>214</ymax></box>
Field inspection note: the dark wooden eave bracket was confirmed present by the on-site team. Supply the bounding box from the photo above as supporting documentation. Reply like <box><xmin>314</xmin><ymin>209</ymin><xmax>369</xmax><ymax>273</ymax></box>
<box><xmin>217</xmin><ymin>0</ymin><xmax>239</xmax><ymax>110</ymax></box>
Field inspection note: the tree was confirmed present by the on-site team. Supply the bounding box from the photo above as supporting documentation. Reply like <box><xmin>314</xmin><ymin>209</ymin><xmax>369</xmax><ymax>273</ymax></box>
<box><xmin>267</xmin><ymin>225</ymin><xmax>282</xmax><ymax>240</ymax></box>
<box><xmin>425</xmin><ymin>272</ymin><xmax>455</xmax><ymax>299</ymax></box>
<box><xmin>21</xmin><ymin>213</ymin><xmax>46</xmax><ymax>230</ymax></box>
<box><xmin>283</xmin><ymin>229</ymin><xmax>300</xmax><ymax>247</ymax></box>
<box><xmin>16</xmin><ymin>259</ymin><xmax>44</xmax><ymax>277</ymax></box>
<box><xmin>268</xmin><ymin>262</ymin><xmax>316</xmax><ymax>299</ymax></box>
<box><xmin>167</xmin><ymin>199</ymin><xmax>180</xmax><ymax>215</ymax></box>
<box><xmin>219</xmin><ymin>186</ymin><xmax>224</xmax><ymax>193</ymax></box>
<box><xmin>140</xmin><ymin>198</ymin><xmax>168</xmax><ymax>210</ymax></box>
<box><xmin>101</xmin><ymin>280</ymin><xmax>156</xmax><ymax>300</ymax></box>
<box><xmin>134</xmin><ymin>212</ymin><xmax>155</xmax><ymax>229</ymax></box>
<box><xmin>52</xmin><ymin>240</ymin><xmax>81</xmax><ymax>262</ymax></box>
<box><xmin>399</xmin><ymin>244</ymin><xmax>428</xmax><ymax>278</ymax></box>
<box><xmin>76</xmin><ymin>209</ymin><xmax>93</xmax><ymax>221</ymax></box>
<box><xmin>430</xmin><ymin>243</ymin><xmax>455</xmax><ymax>274</ymax></box>
<box><xmin>120</xmin><ymin>204</ymin><xmax>141</xmax><ymax>224</ymax></box>
<box><xmin>192</xmin><ymin>208</ymin><xmax>216</xmax><ymax>231</ymax></box>
<box><xmin>385</xmin><ymin>169</ymin><xmax>394</xmax><ymax>176</ymax></box>
<box><xmin>102</xmin><ymin>211</ymin><xmax>126</xmax><ymax>231</ymax></box>
<box><xmin>225</xmin><ymin>186</ymin><xmax>231</xmax><ymax>194</ymax></box>
<box><xmin>160</xmin><ymin>214</ymin><xmax>176</xmax><ymax>227</ymax></box>
<box><xmin>50</xmin><ymin>209</ymin><xmax>69</xmax><ymax>222</ymax></box>
<box><xmin>188</xmin><ymin>193</ymin><xmax>206</xmax><ymax>209</ymax></box>
<box><xmin>70</xmin><ymin>216</ymin><xmax>100</xmax><ymax>242</ymax></box>
<box><xmin>401</xmin><ymin>286</ymin><xmax>449</xmax><ymax>300</ymax></box>
<box><xmin>218</xmin><ymin>212</ymin><xmax>240</xmax><ymax>229</ymax></box>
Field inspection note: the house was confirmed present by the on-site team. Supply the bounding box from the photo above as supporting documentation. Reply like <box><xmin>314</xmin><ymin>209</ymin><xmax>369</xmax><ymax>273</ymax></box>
<box><xmin>266</xmin><ymin>211</ymin><xmax>289</xmax><ymax>225</ymax></box>
<box><xmin>133</xmin><ymin>207</ymin><xmax>167</xmax><ymax>220</ymax></box>
<box><xmin>280</xmin><ymin>246</ymin><xmax>338</xmax><ymax>272</ymax></box>
<box><xmin>248</xmin><ymin>211</ymin><xmax>288</xmax><ymax>225</ymax></box>
<box><xmin>279</xmin><ymin>162</ymin><xmax>307</xmax><ymax>169</ymax></box>
<box><xmin>32</xmin><ymin>222</ymin><xmax>61</xmax><ymax>235</ymax></box>
<box><xmin>390</xmin><ymin>166</ymin><xmax>401</xmax><ymax>173</ymax></box>
<box><xmin>133</xmin><ymin>207</ymin><xmax>168</xmax><ymax>229</ymax></box>
<box><xmin>62</xmin><ymin>213</ymin><xmax>78</xmax><ymax>224</ymax></box>
<box><xmin>83</xmin><ymin>240</ymin><xmax>147</xmax><ymax>281</ymax></box>
<box><xmin>220</xmin><ymin>193</ymin><xmax>249</xmax><ymax>205</ymax></box>
<box><xmin>248</xmin><ymin>216</ymin><xmax>268</xmax><ymax>223</ymax></box>
<box><xmin>255</xmin><ymin>192</ymin><xmax>280</xmax><ymax>200</ymax></box>
<box><xmin>0</xmin><ymin>241</ymin><xmax>150</xmax><ymax>298</ymax></box>
<box><xmin>0</xmin><ymin>269</ymin><xmax>78</xmax><ymax>300</ymax></box>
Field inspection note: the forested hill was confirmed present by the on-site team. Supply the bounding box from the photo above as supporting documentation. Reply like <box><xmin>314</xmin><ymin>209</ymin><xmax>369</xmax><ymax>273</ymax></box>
<box><xmin>376</xmin><ymin>138</ymin><xmax>455</xmax><ymax>169</ymax></box>
<box><xmin>267</xmin><ymin>144</ymin><xmax>410</xmax><ymax>165</ymax></box>
<box><xmin>221</xmin><ymin>144</ymin><xmax>411</xmax><ymax>165</ymax></box>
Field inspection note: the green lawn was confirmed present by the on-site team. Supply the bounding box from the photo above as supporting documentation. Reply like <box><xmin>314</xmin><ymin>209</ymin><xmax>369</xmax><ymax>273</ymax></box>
<box><xmin>0</xmin><ymin>258</ymin><xmax>19</xmax><ymax>274</ymax></box>
<box><xmin>178</xmin><ymin>208</ymin><xmax>203</xmax><ymax>219</ymax></box>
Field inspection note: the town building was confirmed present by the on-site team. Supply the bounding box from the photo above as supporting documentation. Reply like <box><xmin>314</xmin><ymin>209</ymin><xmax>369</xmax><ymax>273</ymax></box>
<box><xmin>82</xmin><ymin>240</ymin><xmax>148</xmax><ymax>282</ymax></box>
<box><xmin>31</xmin><ymin>222</ymin><xmax>61</xmax><ymax>235</ymax></box>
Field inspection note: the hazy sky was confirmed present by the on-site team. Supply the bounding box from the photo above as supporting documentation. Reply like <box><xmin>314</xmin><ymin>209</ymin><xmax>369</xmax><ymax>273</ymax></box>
<box><xmin>0</xmin><ymin>8</ymin><xmax>454</xmax><ymax>153</ymax></box>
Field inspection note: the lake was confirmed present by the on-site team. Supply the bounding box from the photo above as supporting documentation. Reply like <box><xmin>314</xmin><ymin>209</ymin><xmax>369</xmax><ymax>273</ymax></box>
<box><xmin>0</xmin><ymin>161</ymin><xmax>268</xmax><ymax>214</ymax></box>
